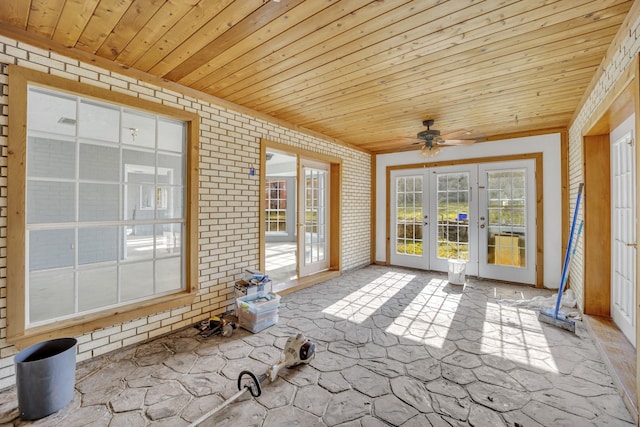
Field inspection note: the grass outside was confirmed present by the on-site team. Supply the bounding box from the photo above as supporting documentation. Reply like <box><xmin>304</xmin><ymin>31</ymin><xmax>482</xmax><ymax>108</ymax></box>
<box><xmin>397</xmin><ymin>203</ymin><xmax>469</xmax><ymax>222</ymax></box>
<box><xmin>397</xmin><ymin>240</ymin><xmax>469</xmax><ymax>260</ymax></box>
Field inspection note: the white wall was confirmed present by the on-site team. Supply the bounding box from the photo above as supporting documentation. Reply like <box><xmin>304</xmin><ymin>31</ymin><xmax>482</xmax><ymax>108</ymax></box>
<box><xmin>375</xmin><ymin>133</ymin><xmax>563</xmax><ymax>288</ymax></box>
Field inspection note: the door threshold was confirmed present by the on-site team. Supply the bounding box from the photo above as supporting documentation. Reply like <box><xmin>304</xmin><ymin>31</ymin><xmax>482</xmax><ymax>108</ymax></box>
<box><xmin>583</xmin><ymin>314</ymin><xmax>637</xmax><ymax>422</ymax></box>
<box><xmin>272</xmin><ymin>270</ymin><xmax>340</xmax><ymax>296</ymax></box>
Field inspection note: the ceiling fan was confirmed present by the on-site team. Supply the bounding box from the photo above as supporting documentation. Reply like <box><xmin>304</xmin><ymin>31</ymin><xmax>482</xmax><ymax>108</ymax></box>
<box><xmin>413</xmin><ymin>120</ymin><xmax>479</xmax><ymax>157</ymax></box>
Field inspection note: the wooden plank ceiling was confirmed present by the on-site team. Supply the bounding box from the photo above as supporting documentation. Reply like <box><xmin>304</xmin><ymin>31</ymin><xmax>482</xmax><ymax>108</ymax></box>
<box><xmin>0</xmin><ymin>0</ymin><xmax>633</xmax><ymax>153</ymax></box>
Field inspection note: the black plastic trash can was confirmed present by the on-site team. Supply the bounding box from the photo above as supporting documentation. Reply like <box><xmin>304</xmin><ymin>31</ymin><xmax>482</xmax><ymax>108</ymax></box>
<box><xmin>14</xmin><ymin>337</ymin><xmax>77</xmax><ymax>420</ymax></box>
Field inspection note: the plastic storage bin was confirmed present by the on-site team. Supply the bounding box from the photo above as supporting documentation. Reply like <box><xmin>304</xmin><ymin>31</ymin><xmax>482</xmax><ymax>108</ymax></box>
<box><xmin>236</xmin><ymin>291</ymin><xmax>281</xmax><ymax>333</ymax></box>
<box><xmin>448</xmin><ymin>259</ymin><xmax>466</xmax><ymax>285</ymax></box>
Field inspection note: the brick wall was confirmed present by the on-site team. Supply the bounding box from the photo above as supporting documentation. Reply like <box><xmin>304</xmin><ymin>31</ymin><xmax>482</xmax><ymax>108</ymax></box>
<box><xmin>0</xmin><ymin>37</ymin><xmax>371</xmax><ymax>388</ymax></box>
<box><xmin>568</xmin><ymin>14</ymin><xmax>640</xmax><ymax>310</ymax></box>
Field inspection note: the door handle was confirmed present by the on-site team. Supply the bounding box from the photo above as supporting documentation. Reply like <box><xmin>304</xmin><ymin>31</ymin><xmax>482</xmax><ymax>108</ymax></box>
<box><xmin>480</xmin><ymin>224</ymin><xmax>485</xmax><ymax>229</ymax></box>
<box><xmin>626</xmin><ymin>242</ymin><xmax>637</xmax><ymax>248</ymax></box>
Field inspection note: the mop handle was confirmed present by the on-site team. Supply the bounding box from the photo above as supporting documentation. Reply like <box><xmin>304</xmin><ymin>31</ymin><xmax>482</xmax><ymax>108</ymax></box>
<box><xmin>554</xmin><ymin>183</ymin><xmax>584</xmax><ymax>317</ymax></box>
<box><xmin>557</xmin><ymin>221</ymin><xmax>583</xmax><ymax>291</ymax></box>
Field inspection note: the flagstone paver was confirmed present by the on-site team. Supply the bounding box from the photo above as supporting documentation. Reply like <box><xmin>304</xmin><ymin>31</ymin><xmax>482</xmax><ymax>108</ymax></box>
<box><xmin>0</xmin><ymin>265</ymin><xmax>635</xmax><ymax>426</ymax></box>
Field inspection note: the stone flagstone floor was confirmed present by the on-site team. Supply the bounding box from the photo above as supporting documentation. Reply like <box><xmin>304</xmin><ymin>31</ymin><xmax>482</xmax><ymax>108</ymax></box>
<box><xmin>0</xmin><ymin>265</ymin><xmax>635</xmax><ymax>426</ymax></box>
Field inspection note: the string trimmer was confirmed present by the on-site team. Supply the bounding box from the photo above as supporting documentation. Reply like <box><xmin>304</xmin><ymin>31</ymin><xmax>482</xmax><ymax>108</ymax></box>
<box><xmin>188</xmin><ymin>333</ymin><xmax>316</xmax><ymax>426</ymax></box>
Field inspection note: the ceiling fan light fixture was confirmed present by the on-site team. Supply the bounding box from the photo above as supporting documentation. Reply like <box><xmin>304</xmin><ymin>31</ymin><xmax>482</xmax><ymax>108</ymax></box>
<box><xmin>420</xmin><ymin>142</ymin><xmax>441</xmax><ymax>158</ymax></box>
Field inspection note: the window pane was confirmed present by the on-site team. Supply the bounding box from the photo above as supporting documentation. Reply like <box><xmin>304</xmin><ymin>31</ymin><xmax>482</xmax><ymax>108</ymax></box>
<box><xmin>27</xmin><ymin>137</ymin><xmax>75</xmax><ymax>179</ymax></box>
<box><xmin>79</xmin><ymin>183</ymin><xmax>119</xmax><ymax>221</ymax></box>
<box><xmin>79</xmin><ymin>143</ymin><xmax>119</xmax><ymax>181</ymax></box>
<box><xmin>121</xmin><ymin>262</ymin><xmax>154</xmax><ymax>301</ymax></box>
<box><xmin>157</xmin><ymin>223</ymin><xmax>182</xmax><ymax>257</ymax></box>
<box><xmin>78</xmin><ymin>227</ymin><xmax>118</xmax><ymax>265</ymax></box>
<box><xmin>122</xmin><ymin>109</ymin><xmax>155</xmax><ymax>148</ymax></box>
<box><xmin>29</xmin><ymin>229</ymin><xmax>75</xmax><ymax>270</ymax></box>
<box><xmin>27</xmin><ymin>181</ymin><xmax>75</xmax><ymax>223</ymax></box>
<box><xmin>78</xmin><ymin>266</ymin><xmax>118</xmax><ymax>312</ymax></box>
<box><xmin>158</xmin><ymin>153</ymin><xmax>183</xmax><ymax>186</ymax></box>
<box><xmin>156</xmin><ymin>257</ymin><xmax>182</xmax><ymax>293</ymax></box>
<box><xmin>124</xmin><ymin>226</ymin><xmax>154</xmax><ymax>261</ymax></box>
<box><xmin>123</xmin><ymin>150</ymin><xmax>155</xmax><ymax>181</ymax></box>
<box><xmin>79</xmin><ymin>99</ymin><xmax>119</xmax><ymax>142</ymax></box>
<box><xmin>29</xmin><ymin>268</ymin><xmax>75</xmax><ymax>323</ymax></box>
<box><xmin>158</xmin><ymin>118</ymin><xmax>185</xmax><ymax>152</ymax></box>
<box><xmin>28</xmin><ymin>88</ymin><xmax>76</xmax><ymax>136</ymax></box>
<box><xmin>157</xmin><ymin>187</ymin><xmax>183</xmax><ymax>219</ymax></box>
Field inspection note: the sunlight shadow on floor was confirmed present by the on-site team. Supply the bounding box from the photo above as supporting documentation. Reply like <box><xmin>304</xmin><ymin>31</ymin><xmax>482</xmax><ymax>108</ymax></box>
<box><xmin>321</xmin><ymin>271</ymin><xmax>415</xmax><ymax>323</ymax></box>
<box><xmin>482</xmin><ymin>303</ymin><xmax>559</xmax><ymax>373</ymax></box>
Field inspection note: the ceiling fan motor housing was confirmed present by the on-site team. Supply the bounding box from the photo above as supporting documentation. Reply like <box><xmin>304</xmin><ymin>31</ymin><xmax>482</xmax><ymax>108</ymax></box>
<box><xmin>417</xmin><ymin>129</ymin><xmax>440</xmax><ymax>140</ymax></box>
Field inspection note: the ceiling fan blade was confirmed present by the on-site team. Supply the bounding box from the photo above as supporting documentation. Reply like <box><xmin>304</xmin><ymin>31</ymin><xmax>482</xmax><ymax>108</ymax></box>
<box><xmin>440</xmin><ymin>129</ymin><xmax>474</xmax><ymax>139</ymax></box>
<box><xmin>437</xmin><ymin>139</ymin><xmax>477</xmax><ymax>146</ymax></box>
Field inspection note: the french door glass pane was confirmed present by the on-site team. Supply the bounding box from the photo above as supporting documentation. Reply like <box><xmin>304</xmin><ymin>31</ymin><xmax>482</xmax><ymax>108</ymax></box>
<box><xmin>436</xmin><ymin>173</ymin><xmax>469</xmax><ymax>260</ymax></box>
<box><xmin>265</xmin><ymin>179</ymin><xmax>287</xmax><ymax>233</ymax></box>
<box><xmin>486</xmin><ymin>169</ymin><xmax>526</xmax><ymax>267</ymax></box>
<box><xmin>396</xmin><ymin>176</ymin><xmax>423</xmax><ymax>256</ymax></box>
<box><xmin>305</xmin><ymin>169</ymin><xmax>326</xmax><ymax>264</ymax></box>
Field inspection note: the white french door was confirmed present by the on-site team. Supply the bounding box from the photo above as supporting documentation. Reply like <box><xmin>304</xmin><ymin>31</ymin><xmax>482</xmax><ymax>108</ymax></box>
<box><xmin>390</xmin><ymin>160</ymin><xmax>536</xmax><ymax>284</ymax></box>
<box><xmin>478</xmin><ymin>160</ymin><xmax>536</xmax><ymax>284</ymax></box>
<box><xmin>428</xmin><ymin>166</ymin><xmax>478</xmax><ymax>276</ymax></box>
<box><xmin>390</xmin><ymin>170</ymin><xmax>429</xmax><ymax>269</ymax></box>
<box><xmin>611</xmin><ymin>118</ymin><xmax>636</xmax><ymax>347</ymax></box>
<box><xmin>298</xmin><ymin>159</ymin><xmax>330</xmax><ymax>277</ymax></box>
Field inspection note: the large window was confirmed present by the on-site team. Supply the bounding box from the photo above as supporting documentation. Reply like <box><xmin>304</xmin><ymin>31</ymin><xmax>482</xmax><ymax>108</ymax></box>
<box><xmin>8</xmin><ymin>66</ymin><xmax>198</xmax><ymax>344</ymax></box>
